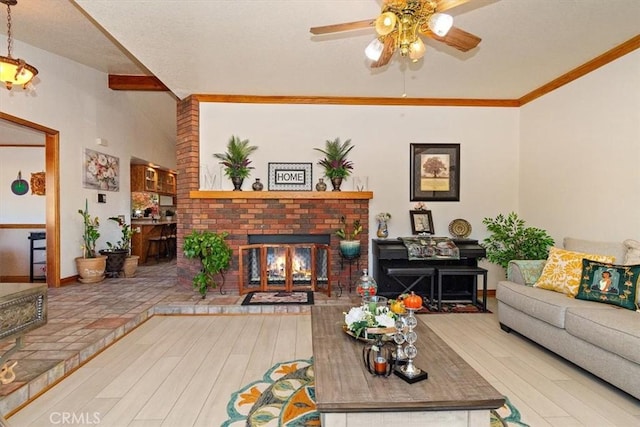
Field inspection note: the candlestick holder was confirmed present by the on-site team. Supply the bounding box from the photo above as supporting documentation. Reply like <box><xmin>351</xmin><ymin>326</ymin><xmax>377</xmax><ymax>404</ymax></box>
<box><xmin>394</xmin><ymin>308</ymin><xmax>428</xmax><ymax>383</ymax></box>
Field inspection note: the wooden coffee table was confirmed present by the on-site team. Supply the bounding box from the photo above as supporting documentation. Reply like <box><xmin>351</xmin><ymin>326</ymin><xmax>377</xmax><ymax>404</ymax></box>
<box><xmin>311</xmin><ymin>306</ymin><xmax>504</xmax><ymax>426</ymax></box>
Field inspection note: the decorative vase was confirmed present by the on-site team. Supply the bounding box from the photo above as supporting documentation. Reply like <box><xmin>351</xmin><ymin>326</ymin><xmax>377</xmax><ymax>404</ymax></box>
<box><xmin>330</xmin><ymin>177</ymin><xmax>343</xmax><ymax>191</ymax></box>
<box><xmin>377</xmin><ymin>220</ymin><xmax>389</xmax><ymax>239</ymax></box>
<box><xmin>231</xmin><ymin>176</ymin><xmax>244</xmax><ymax>191</ymax></box>
<box><xmin>339</xmin><ymin>240</ymin><xmax>360</xmax><ymax>259</ymax></box>
<box><xmin>315</xmin><ymin>178</ymin><xmax>327</xmax><ymax>191</ymax></box>
<box><xmin>123</xmin><ymin>255</ymin><xmax>139</xmax><ymax>278</ymax></box>
<box><xmin>99</xmin><ymin>249</ymin><xmax>129</xmax><ymax>278</ymax></box>
<box><xmin>252</xmin><ymin>178</ymin><xmax>264</xmax><ymax>191</ymax></box>
<box><xmin>75</xmin><ymin>255</ymin><xmax>107</xmax><ymax>284</ymax></box>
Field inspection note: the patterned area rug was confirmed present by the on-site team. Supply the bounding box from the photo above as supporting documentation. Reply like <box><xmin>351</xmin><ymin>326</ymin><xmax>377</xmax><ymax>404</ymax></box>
<box><xmin>223</xmin><ymin>359</ymin><xmax>528</xmax><ymax>427</ymax></box>
<box><xmin>241</xmin><ymin>291</ymin><xmax>314</xmax><ymax>306</ymax></box>
<box><xmin>416</xmin><ymin>302</ymin><xmax>492</xmax><ymax>314</ymax></box>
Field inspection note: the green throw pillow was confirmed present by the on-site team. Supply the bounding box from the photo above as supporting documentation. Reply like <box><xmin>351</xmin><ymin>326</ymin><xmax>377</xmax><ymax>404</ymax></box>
<box><xmin>576</xmin><ymin>259</ymin><xmax>640</xmax><ymax>311</ymax></box>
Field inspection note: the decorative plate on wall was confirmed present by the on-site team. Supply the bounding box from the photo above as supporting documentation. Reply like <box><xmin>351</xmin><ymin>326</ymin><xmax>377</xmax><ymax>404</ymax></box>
<box><xmin>11</xmin><ymin>171</ymin><xmax>29</xmax><ymax>195</ymax></box>
<box><xmin>449</xmin><ymin>219</ymin><xmax>472</xmax><ymax>239</ymax></box>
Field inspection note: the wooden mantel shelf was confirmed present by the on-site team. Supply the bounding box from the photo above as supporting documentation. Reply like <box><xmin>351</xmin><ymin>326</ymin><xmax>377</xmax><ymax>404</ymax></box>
<box><xmin>190</xmin><ymin>190</ymin><xmax>373</xmax><ymax>200</ymax></box>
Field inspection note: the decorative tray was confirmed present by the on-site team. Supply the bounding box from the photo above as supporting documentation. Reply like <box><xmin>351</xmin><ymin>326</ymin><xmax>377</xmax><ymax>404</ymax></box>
<box><xmin>342</xmin><ymin>325</ymin><xmax>396</xmax><ymax>343</ymax></box>
<box><xmin>448</xmin><ymin>218</ymin><xmax>472</xmax><ymax>239</ymax></box>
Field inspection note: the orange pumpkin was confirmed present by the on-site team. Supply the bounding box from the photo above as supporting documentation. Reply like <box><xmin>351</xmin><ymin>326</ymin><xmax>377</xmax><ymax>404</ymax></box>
<box><xmin>403</xmin><ymin>292</ymin><xmax>422</xmax><ymax>309</ymax></box>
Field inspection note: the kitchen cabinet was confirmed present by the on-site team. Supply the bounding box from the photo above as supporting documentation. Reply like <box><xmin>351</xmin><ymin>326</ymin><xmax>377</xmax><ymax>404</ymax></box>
<box><xmin>157</xmin><ymin>170</ymin><xmax>176</xmax><ymax>195</ymax></box>
<box><xmin>131</xmin><ymin>165</ymin><xmax>157</xmax><ymax>192</ymax></box>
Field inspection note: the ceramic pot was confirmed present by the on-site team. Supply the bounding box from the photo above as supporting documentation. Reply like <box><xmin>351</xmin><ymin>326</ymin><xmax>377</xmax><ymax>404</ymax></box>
<box><xmin>75</xmin><ymin>255</ymin><xmax>107</xmax><ymax>283</ymax></box>
<box><xmin>330</xmin><ymin>177</ymin><xmax>343</xmax><ymax>191</ymax></box>
<box><xmin>99</xmin><ymin>249</ymin><xmax>129</xmax><ymax>278</ymax></box>
<box><xmin>339</xmin><ymin>240</ymin><xmax>361</xmax><ymax>258</ymax></box>
<box><xmin>315</xmin><ymin>178</ymin><xmax>327</xmax><ymax>191</ymax></box>
<box><xmin>123</xmin><ymin>255</ymin><xmax>139</xmax><ymax>278</ymax></box>
<box><xmin>252</xmin><ymin>178</ymin><xmax>264</xmax><ymax>191</ymax></box>
<box><xmin>231</xmin><ymin>176</ymin><xmax>244</xmax><ymax>191</ymax></box>
<box><xmin>377</xmin><ymin>220</ymin><xmax>389</xmax><ymax>239</ymax></box>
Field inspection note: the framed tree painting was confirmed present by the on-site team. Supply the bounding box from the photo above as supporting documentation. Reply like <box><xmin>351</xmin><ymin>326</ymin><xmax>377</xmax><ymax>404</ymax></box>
<box><xmin>410</xmin><ymin>143</ymin><xmax>460</xmax><ymax>201</ymax></box>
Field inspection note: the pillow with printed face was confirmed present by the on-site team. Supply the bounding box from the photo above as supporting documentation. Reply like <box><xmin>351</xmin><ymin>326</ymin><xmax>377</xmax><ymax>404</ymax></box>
<box><xmin>576</xmin><ymin>259</ymin><xmax>640</xmax><ymax>310</ymax></box>
<box><xmin>534</xmin><ymin>247</ymin><xmax>615</xmax><ymax>297</ymax></box>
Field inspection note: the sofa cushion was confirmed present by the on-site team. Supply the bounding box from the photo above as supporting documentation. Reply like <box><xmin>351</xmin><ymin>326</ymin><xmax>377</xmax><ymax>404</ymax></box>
<box><xmin>534</xmin><ymin>247</ymin><xmax>615</xmax><ymax>297</ymax></box>
<box><xmin>497</xmin><ymin>281</ymin><xmax>609</xmax><ymax>328</ymax></box>
<box><xmin>564</xmin><ymin>237</ymin><xmax>626</xmax><ymax>264</ymax></box>
<box><xmin>565</xmin><ymin>306</ymin><xmax>640</xmax><ymax>365</ymax></box>
<box><xmin>624</xmin><ymin>239</ymin><xmax>640</xmax><ymax>265</ymax></box>
<box><xmin>575</xmin><ymin>259</ymin><xmax>640</xmax><ymax>311</ymax></box>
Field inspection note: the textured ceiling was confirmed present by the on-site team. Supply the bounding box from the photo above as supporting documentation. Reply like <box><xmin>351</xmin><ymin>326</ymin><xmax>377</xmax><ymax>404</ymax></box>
<box><xmin>1</xmin><ymin>0</ymin><xmax>639</xmax><ymax>101</ymax></box>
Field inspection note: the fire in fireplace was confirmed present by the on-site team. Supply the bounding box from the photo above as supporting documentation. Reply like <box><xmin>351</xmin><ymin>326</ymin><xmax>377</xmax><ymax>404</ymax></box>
<box><xmin>239</xmin><ymin>234</ymin><xmax>331</xmax><ymax>295</ymax></box>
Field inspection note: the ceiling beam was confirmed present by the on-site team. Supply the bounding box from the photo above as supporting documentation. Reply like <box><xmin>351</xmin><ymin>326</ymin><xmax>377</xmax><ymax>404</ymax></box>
<box><xmin>108</xmin><ymin>75</ymin><xmax>169</xmax><ymax>91</ymax></box>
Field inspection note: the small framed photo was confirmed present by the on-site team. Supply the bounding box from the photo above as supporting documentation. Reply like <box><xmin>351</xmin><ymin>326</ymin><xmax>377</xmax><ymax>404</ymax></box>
<box><xmin>268</xmin><ymin>163</ymin><xmax>313</xmax><ymax>191</ymax></box>
<box><xmin>410</xmin><ymin>143</ymin><xmax>460</xmax><ymax>201</ymax></box>
<box><xmin>410</xmin><ymin>210</ymin><xmax>434</xmax><ymax>235</ymax></box>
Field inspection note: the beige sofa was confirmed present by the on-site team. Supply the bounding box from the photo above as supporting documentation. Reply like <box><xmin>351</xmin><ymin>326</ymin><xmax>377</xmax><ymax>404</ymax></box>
<box><xmin>496</xmin><ymin>238</ymin><xmax>640</xmax><ymax>399</ymax></box>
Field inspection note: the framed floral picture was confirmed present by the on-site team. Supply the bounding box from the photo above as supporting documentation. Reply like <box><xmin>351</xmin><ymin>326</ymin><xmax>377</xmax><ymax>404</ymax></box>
<box><xmin>83</xmin><ymin>148</ymin><xmax>120</xmax><ymax>191</ymax></box>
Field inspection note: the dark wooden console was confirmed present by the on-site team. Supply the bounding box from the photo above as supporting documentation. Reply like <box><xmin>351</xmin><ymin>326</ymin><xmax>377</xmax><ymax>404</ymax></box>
<box><xmin>372</xmin><ymin>238</ymin><xmax>486</xmax><ymax>303</ymax></box>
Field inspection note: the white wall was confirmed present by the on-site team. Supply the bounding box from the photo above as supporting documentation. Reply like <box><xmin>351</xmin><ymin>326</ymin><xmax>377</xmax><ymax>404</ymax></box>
<box><xmin>519</xmin><ymin>50</ymin><xmax>640</xmax><ymax>245</ymax></box>
<box><xmin>0</xmin><ymin>40</ymin><xmax>177</xmax><ymax>280</ymax></box>
<box><xmin>200</xmin><ymin>103</ymin><xmax>521</xmax><ymax>286</ymax></box>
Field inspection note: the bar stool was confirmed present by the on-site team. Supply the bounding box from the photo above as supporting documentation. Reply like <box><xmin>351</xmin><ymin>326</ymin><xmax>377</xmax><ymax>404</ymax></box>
<box><xmin>166</xmin><ymin>223</ymin><xmax>177</xmax><ymax>259</ymax></box>
<box><xmin>146</xmin><ymin>225</ymin><xmax>170</xmax><ymax>262</ymax></box>
<box><xmin>384</xmin><ymin>267</ymin><xmax>436</xmax><ymax>308</ymax></box>
<box><xmin>435</xmin><ymin>266</ymin><xmax>488</xmax><ymax>312</ymax></box>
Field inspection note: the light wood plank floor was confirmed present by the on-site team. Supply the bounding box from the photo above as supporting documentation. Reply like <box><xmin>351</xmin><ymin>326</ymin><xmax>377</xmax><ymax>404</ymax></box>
<box><xmin>8</xmin><ymin>300</ymin><xmax>640</xmax><ymax>427</ymax></box>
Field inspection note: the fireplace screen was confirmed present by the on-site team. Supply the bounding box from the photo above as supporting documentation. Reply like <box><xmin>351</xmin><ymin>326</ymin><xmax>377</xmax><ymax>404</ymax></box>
<box><xmin>239</xmin><ymin>244</ymin><xmax>330</xmax><ymax>294</ymax></box>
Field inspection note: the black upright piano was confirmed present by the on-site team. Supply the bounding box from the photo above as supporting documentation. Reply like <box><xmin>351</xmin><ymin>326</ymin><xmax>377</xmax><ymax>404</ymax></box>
<box><xmin>371</xmin><ymin>238</ymin><xmax>486</xmax><ymax>302</ymax></box>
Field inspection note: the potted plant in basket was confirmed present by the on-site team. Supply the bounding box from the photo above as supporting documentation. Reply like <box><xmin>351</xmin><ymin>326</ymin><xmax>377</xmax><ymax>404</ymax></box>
<box><xmin>482</xmin><ymin>212</ymin><xmax>554</xmax><ymax>269</ymax></box>
<box><xmin>213</xmin><ymin>135</ymin><xmax>258</xmax><ymax>190</ymax></box>
<box><xmin>100</xmin><ymin>216</ymin><xmax>138</xmax><ymax>277</ymax></box>
<box><xmin>314</xmin><ymin>137</ymin><xmax>354</xmax><ymax>191</ymax></box>
<box><xmin>76</xmin><ymin>199</ymin><xmax>106</xmax><ymax>283</ymax></box>
<box><xmin>336</xmin><ymin>216</ymin><xmax>362</xmax><ymax>258</ymax></box>
<box><xmin>183</xmin><ymin>230</ymin><xmax>233</xmax><ymax>298</ymax></box>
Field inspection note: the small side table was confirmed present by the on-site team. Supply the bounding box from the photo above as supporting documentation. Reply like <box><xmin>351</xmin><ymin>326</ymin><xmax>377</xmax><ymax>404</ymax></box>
<box><xmin>436</xmin><ymin>266</ymin><xmax>488</xmax><ymax>312</ymax></box>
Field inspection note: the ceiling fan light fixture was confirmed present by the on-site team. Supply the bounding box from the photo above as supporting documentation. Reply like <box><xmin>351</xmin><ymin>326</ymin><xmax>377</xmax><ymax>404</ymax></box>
<box><xmin>428</xmin><ymin>13</ymin><xmax>453</xmax><ymax>37</ymax></box>
<box><xmin>0</xmin><ymin>0</ymin><xmax>38</xmax><ymax>90</ymax></box>
<box><xmin>365</xmin><ymin>38</ymin><xmax>384</xmax><ymax>61</ymax></box>
<box><xmin>375</xmin><ymin>11</ymin><xmax>397</xmax><ymax>36</ymax></box>
<box><xmin>409</xmin><ymin>38</ymin><xmax>426</xmax><ymax>62</ymax></box>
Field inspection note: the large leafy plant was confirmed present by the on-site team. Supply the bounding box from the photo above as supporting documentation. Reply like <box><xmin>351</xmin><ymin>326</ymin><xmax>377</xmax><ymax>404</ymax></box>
<box><xmin>482</xmin><ymin>212</ymin><xmax>554</xmax><ymax>269</ymax></box>
<box><xmin>183</xmin><ymin>230</ymin><xmax>233</xmax><ymax>298</ymax></box>
<box><xmin>78</xmin><ymin>199</ymin><xmax>100</xmax><ymax>258</ymax></box>
<box><xmin>314</xmin><ymin>137</ymin><xmax>355</xmax><ymax>179</ymax></box>
<box><xmin>213</xmin><ymin>135</ymin><xmax>258</xmax><ymax>179</ymax></box>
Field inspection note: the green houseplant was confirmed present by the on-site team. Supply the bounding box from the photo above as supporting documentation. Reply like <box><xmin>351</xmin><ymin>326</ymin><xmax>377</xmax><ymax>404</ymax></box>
<box><xmin>213</xmin><ymin>135</ymin><xmax>258</xmax><ymax>190</ymax></box>
<box><xmin>75</xmin><ymin>199</ymin><xmax>106</xmax><ymax>283</ymax></box>
<box><xmin>314</xmin><ymin>137</ymin><xmax>355</xmax><ymax>191</ymax></box>
<box><xmin>482</xmin><ymin>212</ymin><xmax>555</xmax><ymax>269</ymax></box>
<box><xmin>336</xmin><ymin>216</ymin><xmax>362</xmax><ymax>258</ymax></box>
<box><xmin>183</xmin><ymin>230</ymin><xmax>233</xmax><ymax>298</ymax></box>
<box><xmin>100</xmin><ymin>216</ymin><xmax>137</xmax><ymax>277</ymax></box>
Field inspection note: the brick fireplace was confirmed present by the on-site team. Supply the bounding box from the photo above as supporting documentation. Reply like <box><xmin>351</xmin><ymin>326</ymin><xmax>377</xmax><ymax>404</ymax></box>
<box><xmin>175</xmin><ymin>96</ymin><xmax>372</xmax><ymax>295</ymax></box>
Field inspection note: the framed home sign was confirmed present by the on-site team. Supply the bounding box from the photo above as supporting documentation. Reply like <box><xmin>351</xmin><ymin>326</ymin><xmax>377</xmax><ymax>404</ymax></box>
<box><xmin>268</xmin><ymin>162</ymin><xmax>313</xmax><ymax>191</ymax></box>
<box><xmin>410</xmin><ymin>143</ymin><xmax>460</xmax><ymax>201</ymax></box>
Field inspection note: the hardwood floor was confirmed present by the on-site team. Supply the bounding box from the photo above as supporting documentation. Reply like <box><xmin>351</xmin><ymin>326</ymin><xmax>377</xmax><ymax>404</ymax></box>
<box><xmin>8</xmin><ymin>300</ymin><xmax>640</xmax><ymax>426</ymax></box>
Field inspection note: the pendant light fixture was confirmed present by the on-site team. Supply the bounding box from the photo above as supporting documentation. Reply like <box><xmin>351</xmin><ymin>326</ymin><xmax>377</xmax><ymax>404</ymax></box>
<box><xmin>0</xmin><ymin>0</ymin><xmax>38</xmax><ymax>90</ymax></box>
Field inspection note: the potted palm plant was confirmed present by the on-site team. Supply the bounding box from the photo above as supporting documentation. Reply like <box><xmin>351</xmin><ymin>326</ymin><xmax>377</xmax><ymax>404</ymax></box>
<box><xmin>183</xmin><ymin>230</ymin><xmax>233</xmax><ymax>298</ymax></box>
<box><xmin>75</xmin><ymin>199</ymin><xmax>106</xmax><ymax>283</ymax></box>
<box><xmin>336</xmin><ymin>216</ymin><xmax>362</xmax><ymax>258</ymax></box>
<box><xmin>314</xmin><ymin>137</ymin><xmax>355</xmax><ymax>191</ymax></box>
<box><xmin>213</xmin><ymin>135</ymin><xmax>258</xmax><ymax>190</ymax></box>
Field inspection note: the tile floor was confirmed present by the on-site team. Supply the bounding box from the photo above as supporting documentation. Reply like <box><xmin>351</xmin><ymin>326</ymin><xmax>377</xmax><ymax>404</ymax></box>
<box><xmin>0</xmin><ymin>260</ymin><xmax>360</xmax><ymax>417</ymax></box>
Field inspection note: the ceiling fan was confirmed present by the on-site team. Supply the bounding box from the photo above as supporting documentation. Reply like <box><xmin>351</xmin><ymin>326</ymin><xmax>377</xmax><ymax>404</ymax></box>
<box><xmin>310</xmin><ymin>0</ymin><xmax>481</xmax><ymax>68</ymax></box>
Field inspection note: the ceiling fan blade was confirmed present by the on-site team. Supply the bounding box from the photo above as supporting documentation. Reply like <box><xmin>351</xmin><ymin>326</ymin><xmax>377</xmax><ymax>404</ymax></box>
<box><xmin>422</xmin><ymin>26</ymin><xmax>481</xmax><ymax>52</ymax></box>
<box><xmin>435</xmin><ymin>0</ymin><xmax>473</xmax><ymax>13</ymax></box>
<box><xmin>310</xmin><ymin>19</ymin><xmax>375</xmax><ymax>35</ymax></box>
<box><xmin>371</xmin><ymin>37</ymin><xmax>396</xmax><ymax>68</ymax></box>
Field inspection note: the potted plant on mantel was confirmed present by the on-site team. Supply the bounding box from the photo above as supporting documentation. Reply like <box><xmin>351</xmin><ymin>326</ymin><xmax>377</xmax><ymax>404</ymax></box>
<box><xmin>336</xmin><ymin>216</ymin><xmax>363</xmax><ymax>259</ymax></box>
<box><xmin>213</xmin><ymin>135</ymin><xmax>259</xmax><ymax>191</ymax></box>
<box><xmin>75</xmin><ymin>200</ymin><xmax>107</xmax><ymax>283</ymax></box>
<box><xmin>183</xmin><ymin>230</ymin><xmax>233</xmax><ymax>298</ymax></box>
<box><xmin>314</xmin><ymin>137</ymin><xmax>355</xmax><ymax>191</ymax></box>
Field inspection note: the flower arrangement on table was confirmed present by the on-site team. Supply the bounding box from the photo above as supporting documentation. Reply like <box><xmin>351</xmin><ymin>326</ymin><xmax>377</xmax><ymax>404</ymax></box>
<box><xmin>375</xmin><ymin>212</ymin><xmax>392</xmax><ymax>223</ymax></box>
<box><xmin>344</xmin><ymin>304</ymin><xmax>398</xmax><ymax>339</ymax></box>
